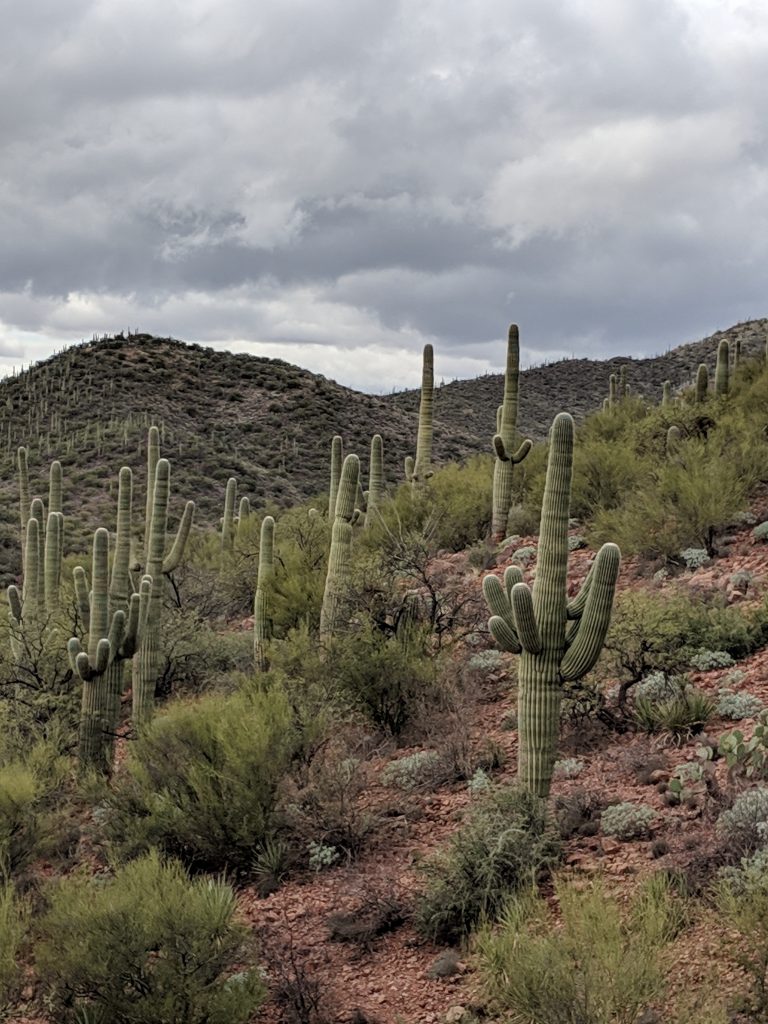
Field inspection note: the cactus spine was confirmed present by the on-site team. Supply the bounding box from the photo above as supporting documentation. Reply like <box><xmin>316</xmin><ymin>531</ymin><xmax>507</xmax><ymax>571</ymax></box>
<box><xmin>491</xmin><ymin>325</ymin><xmax>532</xmax><ymax>540</ymax></box>
<box><xmin>695</xmin><ymin>363</ymin><xmax>709</xmax><ymax>402</ymax></box>
<box><xmin>132</xmin><ymin>431</ymin><xmax>195</xmax><ymax>729</ymax></box>
<box><xmin>320</xmin><ymin>454</ymin><xmax>360</xmax><ymax>642</ymax></box>
<box><xmin>715</xmin><ymin>339</ymin><xmax>730</xmax><ymax>397</ymax></box>
<box><xmin>328</xmin><ymin>435</ymin><xmax>343</xmax><ymax>518</ymax></box>
<box><xmin>483</xmin><ymin>413</ymin><xmax>620</xmax><ymax>797</ymax></box>
<box><xmin>253</xmin><ymin>515</ymin><xmax>275</xmax><ymax>671</ymax></box>
<box><xmin>410</xmin><ymin>344</ymin><xmax>434</xmax><ymax>489</ymax></box>
<box><xmin>365</xmin><ymin>434</ymin><xmax>384</xmax><ymax>528</ymax></box>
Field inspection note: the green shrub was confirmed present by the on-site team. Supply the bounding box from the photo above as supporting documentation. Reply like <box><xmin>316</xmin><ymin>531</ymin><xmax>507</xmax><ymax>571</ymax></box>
<box><xmin>601</xmin><ymin>802</ymin><xmax>655</xmax><ymax>840</ymax></box>
<box><xmin>477</xmin><ymin>874</ymin><xmax>686</xmax><ymax>1024</ymax></box>
<box><xmin>104</xmin><ymin>688</ymin><xmax>298</xmax><ymax>872</ymax></box>
<box><xmin>36</xmin><ymin>851</ymin><xmax>264</xmax><ymax>1024</ymax></box>
<box><xmin>0</xmin><ymin>742</ymin><xmax>69</xmax><ymax>880</ymax></box>
<box><xmin>717</xmin><ymin>690</ymin><xmax>763</xmax><ymax>721</ymax></box>
<box><xmin>690</xmin><ymin>649</ymin><xmax>735</xmax><ymax>671</ymax></box>
<box><xmin>0</xmin><ymin>883</ymin><xmax>26</xmax><ymax>1015</ymax></box>
<box><xmin>381</xmin><ymin>751</ymin><xmax>444</xmax><ymax>790</ymax></box>
<box><xmin>414</xmin><ymin>786</ymin><xmax>560</xmax><ymax>943</ymax></box>
<box><xmin>634</xmin><ymin>684</ymin><xmax>715</xmax><ymax>738</ymax></box>
<box><xmin>715</xmin><ymin>847</ymin><xmax>768</xmax><ymax>1019</ymax></box>
<box><xmin>716</xmin><ymin>788</ymin><xmax>768</xmax><ymax>856</ymax></box>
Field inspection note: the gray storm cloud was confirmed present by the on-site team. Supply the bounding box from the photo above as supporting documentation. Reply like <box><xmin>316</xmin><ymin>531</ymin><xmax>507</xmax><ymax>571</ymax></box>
<box><xmin>0</xmin><ymin>0</ymin><xmax>766</xmax><ymax>389</ymax></box>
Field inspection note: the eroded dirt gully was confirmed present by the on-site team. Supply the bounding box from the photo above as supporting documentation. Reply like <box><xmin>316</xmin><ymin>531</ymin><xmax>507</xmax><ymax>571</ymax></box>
<box><xmin>244</xmin><ymin>523</ymin><xmax>768</xmax><ymax>1024</ymax></box>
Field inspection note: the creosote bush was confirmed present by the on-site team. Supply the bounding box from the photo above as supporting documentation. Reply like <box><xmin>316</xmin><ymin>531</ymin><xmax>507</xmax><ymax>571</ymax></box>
<box><xmin>414</xmin><ymin>786</ymin><xmax>560</xmax><ymax>944</ymax></box>
<box><xmin>36</xmin><ymin>850</ymin><xmax>265</xmax><ymax>1024</ymax></box>
<box><xmin>477</xmin><ymin>873</ymin><xmax>686</xmax><ymax>1024</ymax></box>
<box><xmin>103</xmin><ymin>688</ymin><xmax>299</xmax><ymax>872</ymax></box>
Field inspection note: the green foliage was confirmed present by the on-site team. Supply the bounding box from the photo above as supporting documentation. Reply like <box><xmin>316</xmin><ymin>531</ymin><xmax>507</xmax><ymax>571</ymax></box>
<box><xmin>0</xmin><ymin>883</ymin><xmax>26</xmax><ymax>1016</ymax></box>
<box><xmin>715</xmin><ymin>847</ymin><xmax>768</xmax><ymax>1019</ymax></box>
<box><xmin>477</xmin><ymin>874</ymin><xmax>686</xmax><ymax>1024</ymax></box>
<box><xmin>690</xmin><ymin>649</ymin><xmax>734</xmax><ymax>671</ymax></box>
<box><xmin>634</xmin><ymin>680</ymin><xmax>715</xmax><ymax>738</ymax></box>
<box><xmin>103</xmin><ymin>688</ymin><xmax>298</xmax><ymax>872</ymax></box>
<box><xmin>717</xmin><ymin>689</ymin><xmax>763</xmax><ymax>720</ymax></box>
<box><xmin>36</xmin><ymin>851</ymin><xmax>264</xmax><ymax>1024</ymax></box>
<box><xmin>0</xmin><ymin>740</ymin><xmax>69</xmax><ymax>880</ymax></box>
<box><xmin>414</xmin><ymin>786</ymin><xmax>560</xmax><ymax>943</ymax></box>
<box><xmin>716</xmin><ymin>787</ymin><xmax>768</xmax><ymax>856</ymax></box>
<box><xmin>601</xmin><ymin>802</ymin><xmax>655</xmax><ymax>840</ymax></box>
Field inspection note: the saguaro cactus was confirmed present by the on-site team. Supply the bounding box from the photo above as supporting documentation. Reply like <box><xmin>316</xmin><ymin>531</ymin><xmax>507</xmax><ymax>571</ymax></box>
<box><xmin>69</xmin><ymin>496</ymin><xmax>152</xmax><ymax>771</ymax></box>
<box><xmin>491</xmin><ymin>325</ymin><xmax>532</xmax><ymax>540</ymax></box>
<box><xmin>483</xmin><ymin>413</ymin><xmax>620</xmax><ymax>797</ymax></box>
<box><xmin>328</xmin><ymin>435</ymin><xmax>343</xmax><ymax>519</ymax></box>
<box><xmin>132</xmin><ymin>435</ymin><xmax>195</xmax><ymax>729</ymax></box>
<box><xmin>320</xmin><ymin>454</ymin><xmax>360</xmax><ymax>641</ymax></box>
<box><xmin>221</xmin><ymin>477</ymin><xmax>237</xmax><ymax>554</ymax></box>
<box><xmin>695</xmin><ymin>364</ymin><xmax>709</xmax><ymax>403</ymax></box>
<box><xmin>409</xmin><ymin>344</ymin><xmax>434</xmax><ymax>490</ymax></box>
<box><xmin>715</xmin><ymin>339</ymin><xmax>730</xmax><ymax>397</ymax></box>
<box><xmin>365</xmin><ymin>434</ymin><xmax>384</xmax><ymax>529</ymax></box>
<box><xmin>608</xmin><ymin>374</ymin><xmax>617</xmax><ymax>408</ymax></box>
<box><xmin>662</xmin><ymin>381</ymin><xmax>671</xmax><ymax>407</ymax></box>
<box><xmin>253</xmin><ymin>515</ymin><xmax>275</xmax><ymax>671</ymax></box>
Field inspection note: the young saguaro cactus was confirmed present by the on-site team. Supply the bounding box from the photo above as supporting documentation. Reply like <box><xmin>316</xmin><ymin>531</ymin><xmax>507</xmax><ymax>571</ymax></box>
<box><xmin>132</xmin><ymin>438</ymin><xmax>195</xmax><ymax>730</ymax></box>
<box><xmin>365</xmin><ymin>434</ymin><xmax>385</xmax><ymax>529</ymax></box>
<box><xmin>320</xmin><ymin>454</ymin><xmax>360</xmax><ymax>642</ymax></box>
<box><xmin>409</xmin><ymin>344</ymin><xmax>434</xmax><ymax>490</ymax></box>
<box><xmin>491</xmin><ymin>325</ymin><xmax>532</xmax><ymax>540</ymax></box>
<box><xmin>715</xmin><ymin>339</ymin><xmax>730</xmax><ymax>397</ymax></box>
<box><xmin>482</xmin><ymin>413</ymin><xmax>620</xmax><ymax>798</ymax></box>
<box><xmin>662</xmin><ymin>381</ymin><xmax>672</xmax><ymax>407</ymax></box>
<box><xmin>253</xmin><ymin>515</ymin><xmax>275</xmax><ymax>671</ymax></box>
<box><xmin>695</xmin><ymin>363</ymin><xmax>709</xmax><ymax>403</ymax></box>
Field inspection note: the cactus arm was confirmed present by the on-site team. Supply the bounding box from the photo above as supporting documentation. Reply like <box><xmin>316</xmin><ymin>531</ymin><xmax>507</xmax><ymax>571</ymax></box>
<box><xmin>48</xmin><ymin>460</ymin><xmax>62</xmax><ymax>516</ymax></box>
<box><xmin>560</xmin><ymin>543</ymin><xmax>620</xmax><ymax>681</ymax></box>
<box><xmin>17</xmin><ymin>446</ymin><xmax>30</xmax><ymax>560</ymax></box>
<box><xmin>412</xmin><ymin>344</ymin><xmax>434</xmax><ymax>489</ymax></box>
<box><xmin>143</xmin><ymin>425</ymin><xmax>160</xmax><ymax>562</ymax></box>
<box><xmin>511</xmin><ymin>582</ymin><xmax>542</xmax><ymax>654</ymax></box>
<box><xmin>482</xmin><ymin>574</ymin><xmax>515</xmax><ymax>627</ymax></box>
<box><xmin>67</xmin><ymin>636</ymin><xmax>82</xmax><ymax>674</ymax></box>
<box><xmin>566</xmin><ymin>571</ymin><xmax>593</xmax><ymax>620</ymax></box>
<box><xmin>163</xmin><ymin>500</ymin><xmax>195</xmax><ymax>573</ymax></box>
<box><xmin>73</xmin><ymin>566</ymin><xmax>90</xmax><ymax>633</ymax></box>
<box><xmin>328</xmin><ymin>435</ymin><xmax>343</xmax><ymax>518</ymax></box>
<box><xmin>489</xmin><ymin>614</ymin><xmax>522</xmax><ymax>654</ymax></box>
<box><xmin>122</xmin><ymin>593</ymin><xmax>142</xmax><ymax>658</ymax></box>
<box><xmin>107</xmin><ymin>609</ymin><xmax>126</xmax><ymax>662</ymax></box>
<box><xmin>7</xmin><ymin>585</ymin><xmax>22</xmax><ymax>624</ymax></box>
<box><xmin>504</xmin><ymin>565</ymin><xmax>524</xmax><ymax>596</ymax></box>
<box><xmin>110</xmin><ymin>467</ymin><xmax>133</xmax><ymax>615</ymax></box>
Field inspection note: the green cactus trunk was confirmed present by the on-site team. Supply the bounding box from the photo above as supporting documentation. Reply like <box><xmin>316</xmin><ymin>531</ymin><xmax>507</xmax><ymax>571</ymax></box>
<box><xmin>411</xmin><ymin>345</ymin><xmax>434</xmax><ymax>490</ymax></box>
<box><xmin>483</xmin><ymin>413</ymin><xmax>620</xmax><ymax>798</ymax></box>
<box><xmin>491</xmin><ymin>325</ymin><xmax>531</xmax><ymax>540</ymax></box>
<box><xmin>715</xmin><ymin>339</ymin><xmax>730</xmax><ymax>397</ymax></box>
<box><xmin>662</xmin><ymin>381</ymin><xmax>671</xmax><ymax>407</ymax></box>
<box><xmin>328</xmin><ymin>436</ymin><xmax>343</xmax><ymax>519</ymax></box>
<box><xmin>365</xmin><ymin>434</ymin><xmax>384</xmax><ymax>529</ymax></box>
<box><xmin>253</xmin><ymin>515</ymin><xmax>275</xmax><ymax>671</ymax></box>
<box><xmin>608</xmin><ymin>374</ymin><xmax>617</xmax><ymax>407</ymax></box>
<box><xmin>221</xmin><ymin>477</ymin><xmax>237</xmax><ymax>554</ymax></box>
<box><xmin>695</xmin><ymin>364</ymin><xmax>709</xmax><ymax>402</ymax></box>
<box><xmin>17</xmin><ymin>446</ymin><xmax>29</xmax><ymax>569</ymax></box>
<box><xmin>320</xmin><ymin>454</ymin><xmax>359</xmax><ymax>642</ymax></box>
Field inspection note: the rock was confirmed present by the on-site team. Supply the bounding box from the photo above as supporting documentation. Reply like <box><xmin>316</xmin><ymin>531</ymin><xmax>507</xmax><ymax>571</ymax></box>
<box><xmin>428</xmin><ymin>950</ymin><xmax>462</xmax><ymax>979</ymax></box>
<box><xmin>649</xmin><ymin>769</ymin><xmax>668</xmax><ymax>784</ymax></box>
<box><xmin>601</xmin><ymin>837</ymin><xmax>622</xmax><ymax>855</ymax></box>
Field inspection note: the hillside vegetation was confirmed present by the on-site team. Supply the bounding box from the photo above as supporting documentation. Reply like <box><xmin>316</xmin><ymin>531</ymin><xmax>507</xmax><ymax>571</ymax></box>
<box><xmin>3</xmin><ymin>319</ymin><xmax>768</xmax><ymax>1022</ymax></box>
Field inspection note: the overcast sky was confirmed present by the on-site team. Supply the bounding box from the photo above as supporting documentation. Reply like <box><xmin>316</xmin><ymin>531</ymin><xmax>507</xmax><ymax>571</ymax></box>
<box><xmin>1</xmin><ymin>0</ymin><xmax>766</xmax><ymax>392</ymax></box>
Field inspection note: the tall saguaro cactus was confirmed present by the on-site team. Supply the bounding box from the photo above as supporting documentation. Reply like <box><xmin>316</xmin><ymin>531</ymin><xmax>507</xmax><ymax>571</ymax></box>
<box><xmin>715</xmin><ymin>339</ymin><xmax>730</xmax><ymax>397</ymax></box>
<box><xmin>132</xmin><ymin>435</ymin><xmax>195</xmax><ymax>729</ymax></box>
<box><xmin>320</xmin><ymin>454</ymin><xmax>360</xmax><ymax>642</ymax></box>
<box><xmin>408</xmin><ymin>345</ymin><xmax>434</xmax><ymax>490</ymax></box>
<box><xmin>365</xmin><ymin>434</ymin><xmax>384</xmax><ymax>529</ymax></box>
<box><xmin>221</xmin><ymin>477</ymin><xmax>237</xmax><ymax>554</ymax></box>
<box><xmin>328</xmin><ymin>435</ymin><xmax>343</xmax><ymax>519</ymax></box>
<box><xmin>483</xmin><ymin>413</ymin><xmax>620</xmax><ymax>797</ymax></box>
<box><xmin>253</xmin><ymin>515</ymin><xmax>275</xmax><ymax>671</ymax></box>
<box><xmin>491</xmin><ymin>325</ymin><xmax>532</xmax><ymax>540</ymax></box>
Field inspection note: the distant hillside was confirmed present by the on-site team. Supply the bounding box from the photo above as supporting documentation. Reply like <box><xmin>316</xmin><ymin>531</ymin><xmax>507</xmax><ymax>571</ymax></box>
<box><xmin>0</xmin><ymin>320</ymin><xmax>765</xmax><ymax>575</ymax></box>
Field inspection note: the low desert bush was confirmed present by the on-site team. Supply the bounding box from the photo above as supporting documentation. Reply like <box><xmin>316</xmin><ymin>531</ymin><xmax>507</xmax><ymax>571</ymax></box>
<box><xmin>716</xmin><ymin>788</ymin><xmax>768</xmax><ymax>857</ymax></box>
<box><xmin>36</xmin><ymin>851</ymin><xmax>264</xmax><ymax>1024</ymax></box>
<box><xmin>715</xmin><ymin>847</ymin><xmax>768</xmax><ymax>1019</ymax></box>
<box><xmin>477</xmin><ymin>873</ymin><xmax>686</xmax><ymax>1024</ymax></box>
<box><xmin>601</xmin><ymin>802</ymin><xmax>655</xmax><ymax>841</ymax></box>
<box><xmin>414</xmin><ymin>786</ymin><xmax>559</xmax><ymax>943</ymax></box>
<box><xmin>103</xmin><ymin>688</ymin><xmax>298</xmax><ymax>872</ymax></box>
<box><xmin>0</xmin><ymin>883</ymin><xmax>26</xmax><ymax>1015</ymax></box>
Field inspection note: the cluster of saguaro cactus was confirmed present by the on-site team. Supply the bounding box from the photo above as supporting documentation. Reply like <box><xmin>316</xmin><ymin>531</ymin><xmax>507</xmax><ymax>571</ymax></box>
<box><xmin>491</xmin><ymin>325</ymin><xmax>531</xmax><ymax>540</ymax></box>
<box><xmin>69</xmin><ymin>468</ymin><xmax>153</xmax><ymax>770</ymax></box>
<box><xmin>253</xmin><ymin>515</ymin><xmax>275</xmax><ymax>672</ymax></box>
<box><xmin>483</xmin><ymin>413</ymin><xmax>620</xmax><ymax>797</ymax></box>
<box><xmin>132</xmin><ymin>428</ymin><xmax>195</xmax><ymax>728</ymax></box>
<box><xmin>320</xmin><ymin>454</ymin><xmax>360</xmax><ymax>642</ymax></box>
<box><xmin>405</xmin><ymin>344</ymin><xmax>434</xmax><ymax>490</ymax></box>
